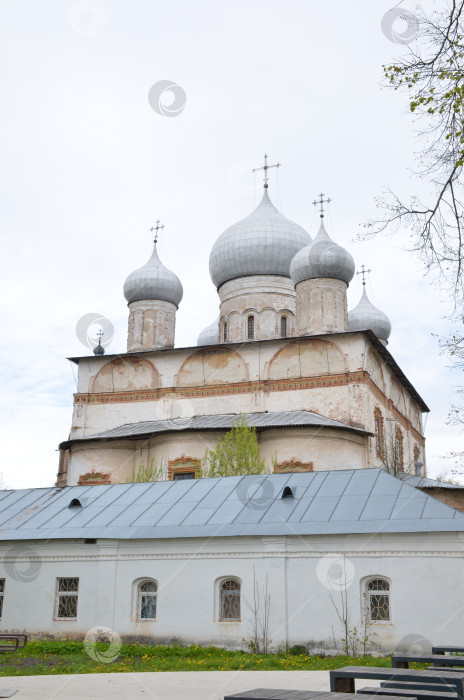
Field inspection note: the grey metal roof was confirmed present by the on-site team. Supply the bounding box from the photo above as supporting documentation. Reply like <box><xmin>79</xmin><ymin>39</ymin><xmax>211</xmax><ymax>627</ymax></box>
<box><xmin>123</xmin><ymin>243</ymin><xmax>183</xmax><ymax>306</ymax></box>
<box><xmin>290</xmin><ymin>220</ymin><xmax>355</xmax><ymax>286</ymax></box>
<box><xmin>209</xmin><ymin>189</ymin><xmax>311</xmax><ymax>289</ymax></box>
<box><xmin>399</xmin><ymin>473</ymin><xmax>464</xmax><ymax>490</ymax></box>
<box><xmin>0</xmin><ymin>469</ymin><xmax>462</xmax><ymax>542</ymax></box>
<box><xmin>61</xmin><ymin>410</ymin><xmax>370</xmax><ymax>448</ymax></box>
<box><xmin>348</xmin><ymin>287</ymin><xmax>391</xmax><ymax>341</ymax></box>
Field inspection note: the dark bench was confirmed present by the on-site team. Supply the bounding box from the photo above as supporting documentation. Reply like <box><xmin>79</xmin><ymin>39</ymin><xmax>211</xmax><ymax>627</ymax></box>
<box><xmin>0</xmin><ymin>634</ymin><xmax>27</xmax><ymax>652</ymax></box>
<box><xmin>329</xmin><ymin>666</ymin><xmax>464</xmax><ymax>700</ymax></box>
<box><xmin>358</xmin><ymin>687</ymin><xmax>457</xmax><ymax>700</ymax></box>
<box><xmin>392</xmin><ymin>657</ymin><xmax>464</xmax><ymax>670</ymax></box>
<box><xmin>224</xmin><ymin>692</ymin><xmax>413</xmax><ymax>700</ymax></box>
<box><xmin>381</xmin><ymin>683</ymin><xmax>456</xmax><ymax>692</ymax></box>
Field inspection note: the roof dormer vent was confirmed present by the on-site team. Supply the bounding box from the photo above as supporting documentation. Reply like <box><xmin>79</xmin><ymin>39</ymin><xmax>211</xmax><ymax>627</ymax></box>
<box><xmin>281</xmin><ymin>486</ymin><xmax>294</xmax><ymax>499</ymax></box>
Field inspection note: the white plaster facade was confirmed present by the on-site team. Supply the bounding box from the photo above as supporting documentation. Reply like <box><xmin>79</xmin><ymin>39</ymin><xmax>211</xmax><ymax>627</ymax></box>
<box><xmin>61</xmin><ymin>331</ymin><xmax>426</xmax><ymax>486</ymax></box>
<box><xmin>1</xmin><ymin>531</ymin><xmax>462</xmax><ymax>651</ymax></box>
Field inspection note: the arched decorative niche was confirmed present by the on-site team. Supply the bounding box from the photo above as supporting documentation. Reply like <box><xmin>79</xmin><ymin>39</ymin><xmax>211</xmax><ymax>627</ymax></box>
<box><xmin>177</xmin><ymin>347</ymin><xmax>249</xmax><ymax>387</ymax></box>
<box><xmin>92</xmin><ymin>357</ymin><xmax>160</xmax><ymax>393</ymax></box>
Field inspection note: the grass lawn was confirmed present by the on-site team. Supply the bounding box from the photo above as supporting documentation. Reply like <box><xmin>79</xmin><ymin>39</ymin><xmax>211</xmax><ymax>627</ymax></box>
<box><xmin>0</xmin><ymin>641</ymin><xmax>429</xmax><ymax>676</ymax></box>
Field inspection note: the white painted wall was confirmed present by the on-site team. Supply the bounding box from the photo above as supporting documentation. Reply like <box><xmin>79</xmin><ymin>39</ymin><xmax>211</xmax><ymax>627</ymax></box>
<box><xmin>0</xmin><ymin>532</ymin><xmax>462</xmax><ymax>651</ymax></box>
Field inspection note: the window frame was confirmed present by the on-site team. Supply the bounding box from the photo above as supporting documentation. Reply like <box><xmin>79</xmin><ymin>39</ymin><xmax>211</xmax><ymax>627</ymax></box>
<box><xmin>54</xmin><ymin>577</ymin><xmax>79</xmax><ymax>621</ymax></box>
<box><xmin>135</xmin><ymin>578</ymin><xmax>158</xmax><ymax>622</ymax></box>
<box><xmin>0</xmin><ymin>579</ymin><xmax>4</xmax><ymax>620</ymax></box>
<box><xmin>280</xmin><ymin>316</ymin><xmax>288</xmax><ymax>338</ymax></box>
<box><xmin>247</xmin><ymin>315</ymin><xmax>255</xmax><ymax>340</ymax></box>
<box><xmin>374</xmin><ymin>407</ymin><xmax>384</xmax><ymax>457</ymax></box>
<box><xmin>364</xmin><ymin>576</ymin><xmax>391</xmax><ymax>624</ymax></box>
<box><xmin>215</xmin><ymin>576</ymin><xmax>242</xmax><ymax>623</ymax></box>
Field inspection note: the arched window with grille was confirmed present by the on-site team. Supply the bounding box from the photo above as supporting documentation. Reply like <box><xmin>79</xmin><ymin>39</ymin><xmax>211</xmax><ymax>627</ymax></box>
<box><xmin>136</xmin><ymin>579</ymin><xmax>157</xmax><ymax>620</ymax></box>
<box><xmin>247</xmin><ymin>316</ymin><xmax>255</xmax><ymax>340</ymax></box>
<box><xmin>366</xmin><ymin>578</ymin><xmax>390</xmax><ymax>622</ymax></box>
<box><xmin>220</xmin><ymin>579</ymin><xmax>241</xmax><ymax>621</ymax></box>
<box><xmin>280</xmin><ymin>316</ymin><xmax>287</xmax><ymax>338</ymax></box>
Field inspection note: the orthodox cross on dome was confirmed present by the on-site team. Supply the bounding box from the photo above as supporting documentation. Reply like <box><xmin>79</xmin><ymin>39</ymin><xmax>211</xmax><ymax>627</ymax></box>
<box><xmin>96</xmin><ymin>329</ymin><xmax>104</xmax><ymax>342</ymax></box>
<box><xmin>313</xmin><ymin>193</ymin><xmax>331</xmax><ymax>219</ymax></box>
<box><xmin>150</xmin><ymin>219</ymin><xmax>165</xmax><ymax>244</ymax></box>
<box><xmin>252</xmin><ymin>154</ymin><xmax>281</xmax><ymax>189</ymax></box>
<box><xmin>356</xmin><ymin>264</ymin><xmax>372</xmax><ymax>286</ymax></box>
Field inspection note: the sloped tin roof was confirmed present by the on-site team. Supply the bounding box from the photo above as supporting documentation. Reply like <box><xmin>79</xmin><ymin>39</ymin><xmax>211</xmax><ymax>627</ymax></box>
<box><xmin>61</xmin><ymin>410</ymin><xmax>370</xmax><ymax>448</ymax></box>
<box><xmin>0</xmin><ymin>469</ymin><xmax>462</xmax><ymax>542</ymax></box>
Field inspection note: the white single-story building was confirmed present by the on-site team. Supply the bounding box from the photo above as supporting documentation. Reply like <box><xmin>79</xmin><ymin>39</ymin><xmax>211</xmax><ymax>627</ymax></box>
<box><xmin>0</xmin><ymin>468</ymin><xmax>463</xmax><ymax>652</ymax></box>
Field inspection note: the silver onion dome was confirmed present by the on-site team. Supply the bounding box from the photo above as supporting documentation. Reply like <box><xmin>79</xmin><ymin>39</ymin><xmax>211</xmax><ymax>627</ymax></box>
<box><xmin>123</xmin><ymin>244</ymin><xmax>183</xmax><ymax>306</ymax></box>
<box><xmin>290</xmin><ymin>220</ymin><xmax>355</xmax><ymax>286</ymax></box>
<box><xmin>197</xmin><ymin>316</ymin><xmax>219</xmax><ymax>346</ymax></box>
<box><xmin>348</xmin><ymin>287</ymin><xmax>392</xmax><ymax>341</ymax></box>
<box><xmin>209</xmin><ymin>189</ymin><xmax>311</xmax><ymax>289</ymax></box>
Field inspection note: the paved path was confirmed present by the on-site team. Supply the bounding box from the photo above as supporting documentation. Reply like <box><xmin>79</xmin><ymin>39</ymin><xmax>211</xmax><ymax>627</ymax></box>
<box><xmin>0</xmin><ymin>670</ymin><xmax>383</xmax><ymax>700</ymax></box>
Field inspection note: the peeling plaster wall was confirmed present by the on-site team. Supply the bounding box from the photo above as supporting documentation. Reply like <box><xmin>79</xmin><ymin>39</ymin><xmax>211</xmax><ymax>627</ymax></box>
<box><xmin>66</xmin><ymin>427</ymin><xmax>369</xmax><ymax>485</ymax></box>
<box><xmin>66</xmin><ymin>333</ymin><xmax>427</xmax><ymax>484</ymax></box>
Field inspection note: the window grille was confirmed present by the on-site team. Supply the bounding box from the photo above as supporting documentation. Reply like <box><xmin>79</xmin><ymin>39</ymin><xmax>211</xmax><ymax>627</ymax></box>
<box><xmin>375</xmin><ymin>418</ymin><xmax>382</xmax><ymax>453</ymax></box>
<box><xmin>395</xmin><ymin>428</ymin><xmax>404</xmax><ymax>471</ymax></box>
<box><xmin>367</xmin><ymin>578</ymin><xmax>390</xmax><ymax>621</ymax></box>
<box><xmin>220</xmin><ymin>579</ymin><xmax>241</xmax><ymax>620</ymax></box>
<box><xmin>247</xmin><ymin>316</ymin><xmax>255</xmax><ymax>340</ymax></box>
<box><xmin>137</xmin><ymin>580</ymin><xmax>157</xmax><ymax>620</ymax></box>
<box><xmin>223</xmin><ymin>323</ymin><xmax>227</xmax><ymax>342</ymax></box>
<box><xmin>173</xmin><ymin>472</ymin><xmax>195</xmax><ymax>480</ymax></box>
<box><xmin>280</xmin><ymin>316</ymin><xmax>287</xmax><ymax>337</ymax></box>
<box><xmin>56</xmin><ymin>577</ymin><xmax>79</xmax><ymax>619</ymax></box>
<box><xmin>0</xmin><ymin>579</ymin><xmax>4</xmax><ymax>619</ymax></box>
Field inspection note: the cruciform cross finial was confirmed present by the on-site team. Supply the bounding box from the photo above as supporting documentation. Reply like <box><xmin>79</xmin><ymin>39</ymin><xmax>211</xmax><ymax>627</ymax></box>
<box><xmin>356</xmin><ymin>264</ymin><xmax>372</xmax><ymax>286</ymax></box>
<box><xmin>252</xmin><ymin>153</ymin><xmax>281</xmax><ymax>189</ymax></box>
<box><xmin>312</xmin><ymin>193</ymin><xmax>332</xmax><ymax>218</ymax></box>
<box><xmin>96</xmin><ymin>329</ymin><xmax>104</xmax><ymax>342</ymax></box>
<box><xmin>150</xmin><ymin>219</ymin><xmax>165</xmax><ymax>244</ymax></box>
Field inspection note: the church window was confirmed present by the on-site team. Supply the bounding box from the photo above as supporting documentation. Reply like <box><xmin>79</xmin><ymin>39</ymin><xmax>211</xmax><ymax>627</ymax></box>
<box><xmin>374</xmin><ymin>408</ymin><xmax>384</xmax><ymax>456</ymax></box>
<box><xmin>366</xmin><ymin>578</ymin><xmax>390</xmax><ymax>622</ymax></box>
<box><xmin>0</xmin><ymin>579</ymin><xmax>4</xmax><ymax>618</ymax></box>
<box><xmin>247</xmin><ymin>316</ymin><xmax>255</xmax><ymax>340</ymax></box>
<box><xmin>55</xmin><ymin>577</ymin><xmax>79</xmax><ymax>619</ymax></box>
<box><xmin>220</xmin><ymin>579</ymin><xmax>241</xmax><ymax>621</ymax></box>
<box><xmin>173</xmin><ymin>472</ymin><xmax>195</xmax><ymax>480</ymax></box>
<box><xmin>395</xmin><ymin>427</ymin><xmax>404</xmax><ymax>471</ymax></box>
<box><xmin>280</xmin><ymin>316</ymin><xmax>287</xmax><ymax>338</ymax></box>
<box><xmin>137</xmin><ymin>580</ymin><xmax>157</xmax><ymax>620</ymax></box>
<box><xmin>223</xmin><ymin>323</ymin><xmax>227</xmax><ymax>342</ymax></box>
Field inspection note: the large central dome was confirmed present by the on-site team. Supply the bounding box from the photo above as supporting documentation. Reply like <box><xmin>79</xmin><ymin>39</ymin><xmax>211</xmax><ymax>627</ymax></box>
<box><xmin>209</xmin><ymin>189</ymin><xmax>311</xmax><ymax>289</ymax></box>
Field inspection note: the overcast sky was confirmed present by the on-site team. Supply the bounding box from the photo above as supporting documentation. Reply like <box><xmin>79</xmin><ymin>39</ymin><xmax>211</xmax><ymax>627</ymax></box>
<box><xmin>0</xmin><ymin>0</ymin><xmax>461</xmax><ymax>489</ymax></box>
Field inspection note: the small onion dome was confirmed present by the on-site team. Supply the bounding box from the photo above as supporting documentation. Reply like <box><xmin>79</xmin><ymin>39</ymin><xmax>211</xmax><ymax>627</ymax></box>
<box><xmin>290</xmin><ymin>220</ymin><xmax>355</xmax><ymax>286</ymax></box>
<box><xmin>209</xmin><ymin>189</ymin><xmax>311</xmax><ymax>289</ymax></box>
<box><xmin>123</xmin><ymin>244</ymin><xmax>183</xmax><ymax>306</ymax></box>
<box><xmin>348</xmin><ymin>287</ymin><xmax>392</xmax><ymax>341</ymax></box>
<box><xmin>197</xmin><ymin>316</ymin><xmax>219</xmax><ymax>346</ymax></box>
<box><xmin>93</xmin><ymin>341</ymin><xmax>105</xmax><ymax>356</ymax></box>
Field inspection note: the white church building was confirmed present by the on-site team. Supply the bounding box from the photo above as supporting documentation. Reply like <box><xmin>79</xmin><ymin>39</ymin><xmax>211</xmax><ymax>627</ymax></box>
<box><xmin>1</xmin><ymin>165</ymin><xmax>463</xmax><ymax>651</ymax></box>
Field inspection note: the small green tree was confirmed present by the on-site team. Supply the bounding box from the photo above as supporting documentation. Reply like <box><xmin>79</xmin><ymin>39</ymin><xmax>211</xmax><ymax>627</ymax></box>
<box><xmin>126</xmin><ymin>457</ymin><xmax>166</xmax><ymax>483</ymax></box>
<box><xmin>201</xmin><ymin>415</ymin><xmax>267</xmax><ymax>478</ymax></box>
